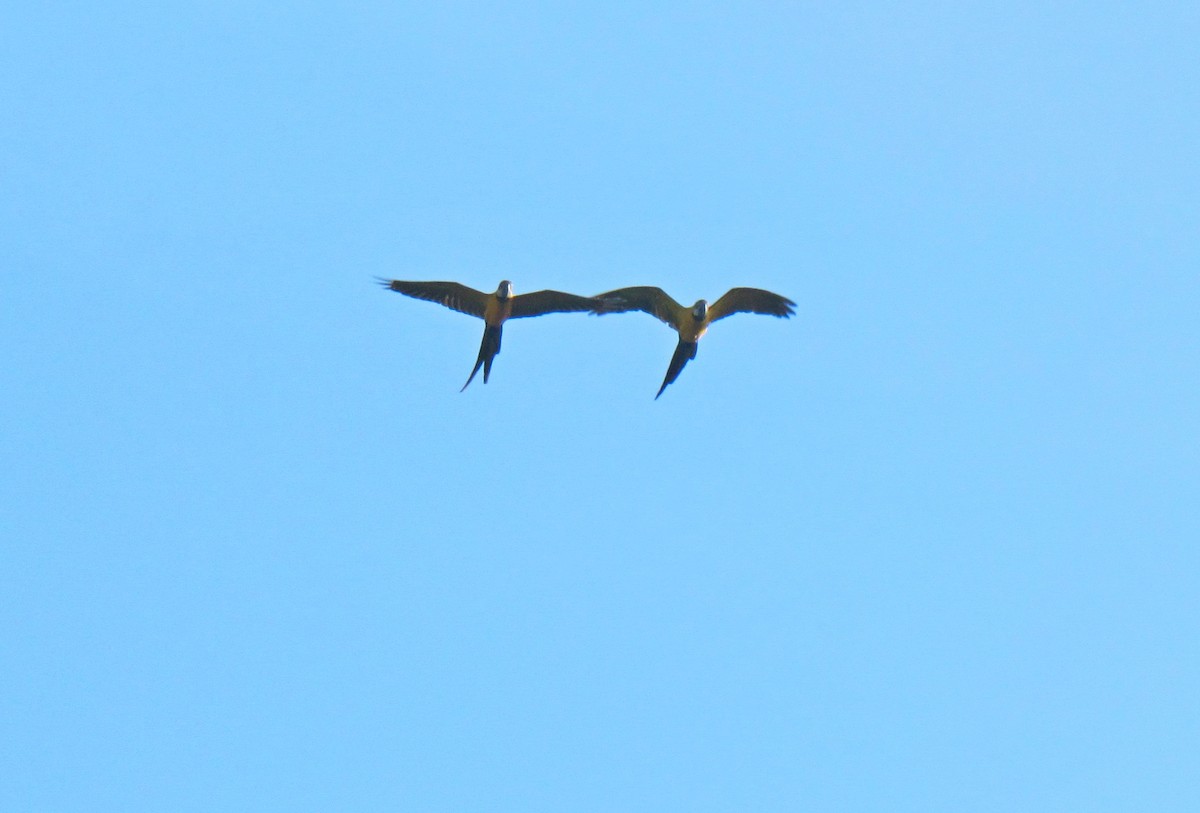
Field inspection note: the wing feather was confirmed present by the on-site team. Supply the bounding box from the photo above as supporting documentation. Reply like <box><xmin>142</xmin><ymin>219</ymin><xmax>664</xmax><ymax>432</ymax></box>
<box><xmin>595</xmin><ymin>286</ymin><xmax>685</xmax><ymax>329</ymax></box>
<box><xmin>508</xmin><ymin>290</ymin><xmax>603</xmax><ymax>318</ymax></box>
<box><xmin>707</xmin><ymin>287</ymin><xmax>796</xmax><ymax>322</ymax></box>
<box><xmin>377</xmin><ymin>279</ymin><xmax>489</xmax><ymax>318</ymax></box>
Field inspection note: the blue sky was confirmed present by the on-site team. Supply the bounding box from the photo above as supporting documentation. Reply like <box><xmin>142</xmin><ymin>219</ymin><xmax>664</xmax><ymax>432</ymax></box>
<box><xmin>3</xmin><ymin>2</ymin><xmax>1198</xmax><ymax>810</ymax></box>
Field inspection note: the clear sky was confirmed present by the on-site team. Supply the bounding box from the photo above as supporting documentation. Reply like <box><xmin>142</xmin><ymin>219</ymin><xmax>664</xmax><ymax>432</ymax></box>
<box><xmin>3</xmin><ymin>3</ymin><xmax>1198</xmax><ymax>810</ymax></box>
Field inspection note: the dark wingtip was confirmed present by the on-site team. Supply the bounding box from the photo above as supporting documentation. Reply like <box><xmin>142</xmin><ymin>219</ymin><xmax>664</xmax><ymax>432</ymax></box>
<box><xmin>375</xmin><ymin>276</ymin><xmax>395</xmax><ymax>289</ymax></box>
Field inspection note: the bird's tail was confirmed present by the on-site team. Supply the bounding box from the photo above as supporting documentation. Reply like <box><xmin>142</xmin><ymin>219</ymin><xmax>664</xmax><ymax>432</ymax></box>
<box><xmin>462</xmin><ymin>325</ymin><xmax>503</xmax><ymax>391</ymax></box>
<box><xmin>656</xmin><ymin>339</ymin><xmax>698</xmax><ymax>399</ymax></box>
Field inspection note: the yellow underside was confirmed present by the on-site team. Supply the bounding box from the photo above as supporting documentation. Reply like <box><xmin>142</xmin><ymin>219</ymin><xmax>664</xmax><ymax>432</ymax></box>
<box><xmin>484</xmin><ymin>296</ymin><xmax>513</xmax><ymax>326</ymax></box>
<box><xmin>677</xmin><ymin>316</ymin><xmax>709</xmax><ymax>343</ymax></box>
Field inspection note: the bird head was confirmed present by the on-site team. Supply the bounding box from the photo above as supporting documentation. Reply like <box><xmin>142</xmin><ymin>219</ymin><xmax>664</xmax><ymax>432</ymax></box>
<box><xmin>692</xmin><ymin>300</ymin><xmax>708</xmax><ymax>321</ymax></box>
<box><xmin>496</xmin><ymin>280</ymin><xmax>514</xmax><ymax>300</ymax></box>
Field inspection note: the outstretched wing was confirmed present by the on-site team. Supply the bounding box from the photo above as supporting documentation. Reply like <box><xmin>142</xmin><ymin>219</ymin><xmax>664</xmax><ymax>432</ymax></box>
<box><xmin>708</xmin><ymin>287</ymin><xmax>796</xmax><ymax>322</ymax></box>
<box><xmin>508</xmin><ymin>290</ymin><xmax>602</xmax><ymax>319</ymax></box>
<box><xmin>595</xmin><ymin>286</ymin><xmax>686</xmax><ymax>330</ymax></box>
<box><xmin>377</xmin><ymin>279</ymin><xmax>489</xmax><ymax>318</ymax></box>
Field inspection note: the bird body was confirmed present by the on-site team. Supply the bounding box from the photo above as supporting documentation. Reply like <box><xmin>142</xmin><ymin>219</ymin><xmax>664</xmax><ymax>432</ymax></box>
<box><xmin>676</xmin><ymin>301</ymin><xmax>711</xmax><ymax>343</ymax></box>
<box><xmin>379</xmin><ymin>278</ymin><xmax>603</xmax><ymax>390</ymax></box>
<box><xmin>597</xmin><ymin>286</ymin><xmax>795</xmax><ymax>398</ymax></box>
<box><xmin>482</xmin><ymin>289</ymin><xmax>514</xmax><ymax>326</ymax></box>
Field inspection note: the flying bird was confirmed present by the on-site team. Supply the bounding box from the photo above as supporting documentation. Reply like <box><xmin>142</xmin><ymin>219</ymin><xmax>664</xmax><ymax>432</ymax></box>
<box><xmin>378</xmin><ymin>278</ymin><xmax>605</xmax><ymax>390</ymax></box>
<box><xmin>597</xmin><ymin>286</ymin><xmax>796</xmax><ymax>398</ymax></box>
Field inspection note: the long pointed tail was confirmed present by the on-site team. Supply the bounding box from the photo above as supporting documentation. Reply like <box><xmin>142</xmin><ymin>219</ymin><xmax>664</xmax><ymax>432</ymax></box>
<box><xmin>462</xmin><ymin>325</ymin><xmax>503</xmax><ymax>391</ymax></box>
<box><xmin>655</xmin><ymin>339</ymin><xmax>698</xmax><ymax>399</ymax></box>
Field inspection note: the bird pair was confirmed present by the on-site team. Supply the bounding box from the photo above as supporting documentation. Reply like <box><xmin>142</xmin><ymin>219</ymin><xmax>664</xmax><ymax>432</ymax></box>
<box><xmin>378</xmin><ymin>278</ymin><xmax>796</xmax><ymax>398</ymax></box>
